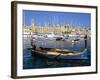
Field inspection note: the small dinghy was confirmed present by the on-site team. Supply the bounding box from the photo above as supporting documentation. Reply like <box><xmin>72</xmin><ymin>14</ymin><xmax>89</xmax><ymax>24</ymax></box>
<box><xmin>31</xmin><ymin>47</ymin><xmax>88</xmax><ymax>59</ymax></box>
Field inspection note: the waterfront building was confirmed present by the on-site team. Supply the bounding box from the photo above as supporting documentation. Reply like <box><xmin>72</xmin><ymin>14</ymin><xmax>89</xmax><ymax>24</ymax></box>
<box><xmin>31</xmin><ymin>21</ymin><xmax>72</xmax><ymax>34</ymax></box>
<box><xmin>23</xmin><ymin>19</ymin><xmax>90</xmax><ymax>37</ymax></box>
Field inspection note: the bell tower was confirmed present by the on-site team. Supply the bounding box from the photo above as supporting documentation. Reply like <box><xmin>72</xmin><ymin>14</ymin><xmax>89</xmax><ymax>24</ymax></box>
<box><xmin>31</xmin><ymin>19</ymin><xmax>35</xmax><ymax>33</ymax></box>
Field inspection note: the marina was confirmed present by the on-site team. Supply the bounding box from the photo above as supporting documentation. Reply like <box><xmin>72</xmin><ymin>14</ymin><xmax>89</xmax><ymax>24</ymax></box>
<box><xmin>23</xmin><ymin>34</ymin><xmax>91</xmax><ymax>69</ymax></box>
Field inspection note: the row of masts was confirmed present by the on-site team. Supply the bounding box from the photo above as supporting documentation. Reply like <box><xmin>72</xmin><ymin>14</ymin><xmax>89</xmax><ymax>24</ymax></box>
<box><xmin>23</xmin><ymin>13</ymin><xmax>88</xmax><ymax>29</ymax></box>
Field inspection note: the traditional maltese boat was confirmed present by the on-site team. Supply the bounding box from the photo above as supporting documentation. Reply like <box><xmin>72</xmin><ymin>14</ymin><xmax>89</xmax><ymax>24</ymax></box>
<box><xmin>31</xmin><ymin>47</ymin><xmax>88</xmax><ymax>59</ymax></box>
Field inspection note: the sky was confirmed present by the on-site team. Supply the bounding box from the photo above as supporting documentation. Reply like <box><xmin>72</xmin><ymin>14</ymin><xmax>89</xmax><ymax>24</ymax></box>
<box><xmin>23</xmin><ymin>10</ymin><xmax>91</xmax><ymax>28</ymax></box>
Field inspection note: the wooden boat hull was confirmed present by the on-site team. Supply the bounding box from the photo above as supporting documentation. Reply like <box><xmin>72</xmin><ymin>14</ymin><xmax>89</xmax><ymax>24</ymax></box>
<box><xmin>31</xmin><ymin>48</ymin><xmax>88</xmax><ymax>60</ymax></box>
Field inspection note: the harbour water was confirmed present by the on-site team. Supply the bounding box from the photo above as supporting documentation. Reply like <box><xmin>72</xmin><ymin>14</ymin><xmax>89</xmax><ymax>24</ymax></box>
<box><xmin>23</xmin><ymin>36</ymin><xmax>91</xmax><ymax>69</ymax></box>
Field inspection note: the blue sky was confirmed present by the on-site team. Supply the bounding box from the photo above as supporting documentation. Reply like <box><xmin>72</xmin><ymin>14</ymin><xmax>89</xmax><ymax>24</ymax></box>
<box><xmin>23</xmin><ymin>10</ymin><xmax>91</xmax><ymax>28</ymax></box>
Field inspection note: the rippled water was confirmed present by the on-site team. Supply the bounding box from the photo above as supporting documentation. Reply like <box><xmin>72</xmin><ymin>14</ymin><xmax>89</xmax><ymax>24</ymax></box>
<box><xmin>23</xmin><ymin>36</ymin><xmax>91</xmax><ymax>69</ymax></box>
